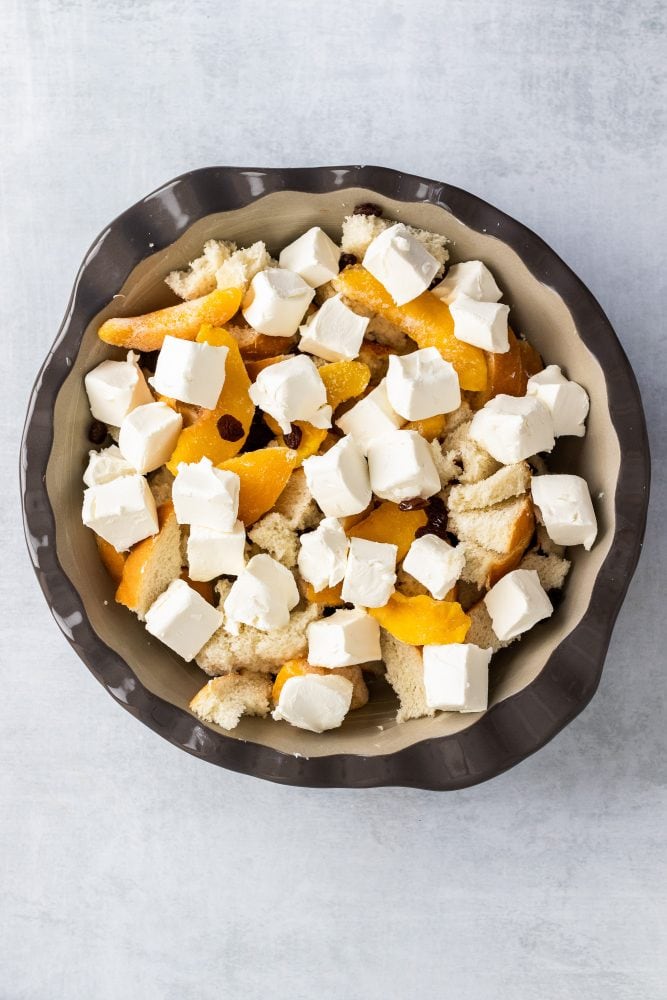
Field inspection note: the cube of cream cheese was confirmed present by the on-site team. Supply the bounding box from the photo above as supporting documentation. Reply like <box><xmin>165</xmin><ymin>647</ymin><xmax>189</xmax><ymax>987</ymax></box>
<box><xmin>187</xmin><ymin>520</ymin><xmax>246</xmax><ymax>581</ymax></box>
<box><xmin>531</xmin><ymin>474</ymin><xmax>598</xmax><ymax>550</ymax></box>
<box><xmin>403</xmin><ymin>534</ymin><xmax>466</xmax><ymax>600</ymax></box>
<box><xmin>307</xmin><ymin>608</ymin><xmax>381</xmax><ymax>668</ymax></box>
<box><xmin>303</xmin><ymin>436</ymin><xmax>371</xmax><ymax>518</ymax></box>
<box><xmin>363</xmin><ymin>223</ymin><xmax>440</xmax><ymax>305</ymax></box>
<box><xmin>248</xmin><ymin>354</ymin><xmax>332</xmax><ymax>434</ymax></box>
<box><xmin>367</xmin><ymin>429</ymin><xmax>441</xmax><ymax>503</ymax></box>
<box><xmin>242</xmin><ymin>268</ymin><xmax>315</xmax><ymax>337</ymax></box>
<box><xmin>118</xmin><ymin>401</ymin><xmax>183</xmax><ymax>475</ymax></box>
<box><xmin>172</xmin><ymin>457</ymin><xmax>240</xmax><ymax>531</ymax></box>
<box><xmin>526</xmin><ymin>365</ymin><xmax>590</xmax><ymax>437</ymax></box>
<box><xmin>422</xmin><ymin>643</ymin><xmax>492</xmax><ymax>712</ymax></box>
<box><xmin>145</xmin><ymin>579</ymin><xmax>223</xmax><ymax>662</ymax></box>
<box><xmin>336</xmin><ymin>379</ymin><xmax>404</xmax><ymax>456</ymax></box>
<box><xmin>83</xmin><ymin>444</ymin><xmax>136</xmax><ymax>487</ymax></box>
<box><xmin>149</xmin><ymin>336</ymin><xmax>228</xmax><ymax>409</ymax></box>
<box><xmin>484</xmin><ymin>568</ymin><xmax>553</xmax><ymax>642</ymax></box>
<box><xmin>469</xmin><ymin>394</ymin><xmax>555</xmax><ymax>464</ymax></box>
<box><xmin>278</xmin><ymin>226</ymin><xmax>340</xmax><ymax>288</ymax></box>
<box><xmin>84</xmin><ymin>351</ymin><xmax>153</xmax><ymax>426</ymax></box>
<box><xmin>272</xmin><ymin>674</ymin><xmax>353</xmax><ymax>733</ymax></box>
<box><xmin>297</xmin><ymin>517</ymin><xmax>350</xmax><ymax>593</ymax></box>
<box><xmin>385</xmin><ymin>347</ymin><xmax>461</xmax><ymax>420</ymax></box>
<box><xmin>341</xmin><ymin>537</ymin><xmax>397</xmax><ymax>608</ymax></box>
<box><xmin>431</xmin><ymin>260</ymin><xmax>502</xmax><ymax>305</ymax></box>
<box><xmin>223</xmin><ymin>554</ymin><xmax>299</xmax><ymax>634</ymax></box>
<box><xmin>82</xmin><ymin>474</ymin><xmax>158</xmax><ymax>552</ymax></box>
<box><xmin>449</xmin><ymin>294</ymin><xmax>510</xmax><ymax>353</ymax></box>
<box><xmin>298</xmin><ymin>294</ymin><xmax>369</xmax><ymax>361</ymax></box>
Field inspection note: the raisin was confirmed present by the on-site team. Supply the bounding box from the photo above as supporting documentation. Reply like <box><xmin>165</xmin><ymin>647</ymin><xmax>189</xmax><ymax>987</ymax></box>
<box><xmin>241</xmin><ymin>412</ymin><xmax>274</xmax><ymax>453</ymax></box>
<box><xmin>428</xmin><ymin>495</ymin><xmax>446</xmax><ymax>516</ymax></box>
<box><xmin>217</xmin><ymin>414</ymin><xmax>245</xmax><ymax>442</ymax></box>
<box><xmin>414</xmin><ymin>525</ymin><xmax>432</xmax><ymax>540</ymax></box>
<box><xmin>88</xmin><ymin>419</ymin><xmax>107</xmax><ymax>445</ymax></box>
<box><xmin>338</xmin><ymin>252</ymin><xmax>358</xmax><ymax>270</ymax></box>
<box><xmin>427</xmin><ymin>274</ymin><xmax>442</xmax><ymax>291</ymax></box>
<box><xmin>140</xmin><ymin>350</ymin><xmax>160</xmax><ymax>372</ymax></box>
<box><xmin>283</xmin><ymin>424</ymin><xmax>303</xmax><ymax>450</ymax></box>
<box><xmin>353</xmin><ymin>202</ymin><xmax>383</xmax><ymax>217</ymax></box>
<box><xmin>398</xmin><ymin>496</ymin><xmax>430</xmax><ymax>511</ymax></box>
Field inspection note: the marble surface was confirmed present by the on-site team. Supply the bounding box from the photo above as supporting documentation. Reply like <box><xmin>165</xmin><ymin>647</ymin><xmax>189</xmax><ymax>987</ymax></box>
<box><xmin>3</xmin><ymin>1</ymin><xmax>666</xmax><ymax>997</ymax></box>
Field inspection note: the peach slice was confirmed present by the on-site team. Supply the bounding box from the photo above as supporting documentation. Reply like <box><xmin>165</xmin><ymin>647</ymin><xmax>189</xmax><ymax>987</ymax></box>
<box><xmin>319</xmin><ymin>360</ymin><xmax>371</xmax><ymax>411</ymax></box>
<box><xmin>369</xmin><ymin>592</ymin><xmax>471</xmax><ymax>646</ymax></box>
<box><xmin>244</xmin><ymin>354</ymin><xmax>293</xmax><ymax>381</ymax></box>
<box><xmin>217</xmin><ymin>447</ymin><xmax>298</xmax><ymax>526</ymax></box>
<box><xmin>95</xmin><ymin>535</ymin><xmax>127</xmax><ymax>585</ymax></box>
<box><xmin>404</xmin><ymin>413</ymin><xmax>446</xmax><ymax>442</ymax></box>
<box><xmin>347</xmin><ymin>501</ymin><xmax>428</xmax><ymax>561</ymax></box>
<box><xmin>304</xmin><ymin>582</ymin><xmax>345</xmax><ymax>606</ymax></box>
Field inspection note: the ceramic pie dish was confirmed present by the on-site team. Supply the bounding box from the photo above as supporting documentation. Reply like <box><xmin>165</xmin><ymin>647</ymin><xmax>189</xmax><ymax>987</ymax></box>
<box><xmin>20</xmin><ymin>165</ymin><xmax>650</xmax><ymax>788</ymax></box>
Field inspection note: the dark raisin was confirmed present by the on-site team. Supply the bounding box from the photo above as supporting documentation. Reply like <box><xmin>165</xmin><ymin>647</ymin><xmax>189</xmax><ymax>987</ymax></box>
<box><xmin>322</xmin><ymin>606</ymin><xmax>338</xmax><ymax>618</ymax></box>
<box><xmin>414</xmin><ymin>525</ymin><xmax>432</xmax><ymax>540</ymax></box>
<box><xmin>427</xmin><ymin>495</ymin><xmax>446</xmax><ymax>516</ymax></box>
<box><xmin>283</xmin><ymin>424</ymin><xmax>303</xmax><ymax>450</ymax></box>
<box><xmin>140</xmin><ymin>350</ymin><xmax>160</xmax><ymax>372</ymax></box>
<box><xmin>427</xmin><ymin>274</ymin><xmax>442</xmax><ymax>291</ymax></box>
<box><xmin>88</xmin><ymin>419</ymin><xmax>107</xmax><ymax>445</ymax></box>
<box><xmin>353</xmin><ymin>202</ymin><xmax>383</xmax><ymax>217</ymax></box>
<box><xmin>398</xmin><ymin>496</ymin><xmax>430</xmax><ymax>511</ymax></box>
<box><xmin>338</xmin><ymin>252</ymin><xmax>358</xmax><ymax>270</ymax></box>
<box><xmin>217</xmin><ymin>414</ymin><xmax>245</xmax><ymax>442</ymax></box>
<box><xmin>241</xmin><ymin>411</ymin><xmax>275</xmax><ymax>453</ymax></box>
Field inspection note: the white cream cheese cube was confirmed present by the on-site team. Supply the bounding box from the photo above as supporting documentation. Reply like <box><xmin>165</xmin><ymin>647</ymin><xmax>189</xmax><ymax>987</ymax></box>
<box><xmin>172</xmin><ymin>457</ymin><xmax>240</xmax><ymax>531</ymax></box>
<box><xmin>526</xmin><ymin>365</ymin><xmax>590</xmax><ymax>437</ymax></box>
<box><xmin>422</xmin><ymin>643</ymin><xmax>492</xmax><ymax>712</ymax></box>
<box><xmin>484</xmin><ymin>568</ymin><xmax>553</xmax><ymax>641</ymax></box>
<box><xmin>403</xmin><ymin>534</ymin><xmax>466</xmax><ymax>600</ymax></box>
<box><xmin>187</xmin><ymin>520</ymin><xmax>246</xmax><ymax>581</ymax></box>
<box><xmin>341</xmin><ymin>537</ymin><xmax>397</xmax><ymax>608</ymax></box>
<box><xmin>84</xmin><ymin>351</ymin><xmax>153</xmax><ymax>426</ymax></box>
<box><xmin>385</xmin><ymin>347</ymin><xmax>461</xmax><ymax>420</ymax></box>
<box><xmin>363</xmin><ymin>223</ymin><xmax>440</xmax><ymax>305</ymax></box>
<box><xmin>307</xmin><ymin>608</ymin><xmax>381</xmax><ymax>668</ymax></box>
<box><xmin>148</xmin><ymin>336</ymin><xmax>228</xmax><ymax>409</ymax></box>
<box><xmin>272</xmin><ymin>674</ymin><xmax>353</xmax><ymax>733</ymax></box>
<box><xmin>83</xmin><ymin>444</ymin><xmax>136</xmax><ymax>487</ymax></box>
<box><xmin>298</xmin><ymin>293</ymin><xmax>369</xmax><ymax>361</ymax></box>
<box><xmin>531</xmin><ymin>474</ymin><xmax>598</xmax><ymax>550</ymax></box>
<box><xmin>82</xmin><ymin>474</ymin><xmax>158</xmax><ymax>552</ymax></box>
<box><xmin>242</xmin><ymin>267</ymin><xmax>315</xmax><ymax>337</ymax></box>
<box><xmin>223</xmin><ymin>554</ymin><xmax>299</xmax><ymax>633</ymax></box>
<box><xmin>431</xmin><ymin>260</ymin><xmax>502</xmax><ymax>305</ymax></box>
<box><xmin>449</xmin><ymin>294</ymin><xmax>510</xmax><ymax>353</ymax></box>
<box><xmin>145</xmin><ymin>578</ymin><xmax>223</xmax><ymax>662</ymax></box>
<box><xmin>278</xmin><ymin>226</ymin><xmax>340</xmax><ymax>288</ymax></box>
<box><xmin>336</xmin><ymin>379</ymin><xmax>404</xmax><ymax>455</ymax></box>
<box><xmin>303</xmin><ymin>436</ymin><xmax>371</xmax><ymax>518</ymax></box>
<box><xmin>118</xmin><ymin>401</ymin><xmax>182</xmax><ymax>475</ymax></box>
<box><xmin>469</xmin><ymin>394</ymin><xmax>555</xmax><ymax>464</ymax></box>
<box><xmin>297</xmin><ymin>517</ymin><xmax>350</xmax><ymax>592</ymax></box>
<box><xmin>248</xmin><ymin>354</ymin><xmax>332</xmax><ymax>434</ymax></box>
<box><xmin>367</xmin><ymin>429</ymin><xmax>441</xmax><ymax>503</ymax></box>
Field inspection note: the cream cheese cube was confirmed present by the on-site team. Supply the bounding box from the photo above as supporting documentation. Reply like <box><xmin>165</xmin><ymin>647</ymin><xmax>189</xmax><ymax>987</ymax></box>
<box><xmin>422</xmin><ymin>643</ymin><xmax>492</xmax><ymax>712</ymax></box>
<box><xmin>526</xmin><ymin>365</ymin><xmax>590</xmax><ymax>437</ymax></box>
<box><xmin>307</xmin><ymin>608</ymin><xmax>381</xmax><ymax>668</ymax></box>
<box><xmin>223</xmin><ymin>554</ymin><xmax>299</xmax><ymax>634</ymax></box>
<box><xmin>83</xmin><ymin>444</ymin><xmax>136</xmax><ymax>487</ymax></box>
<box><xmin>336</xmin><ymin>379</ymin><xmax>404</xmax><ymax>455</ymax></box>
<box><xmin>118</xmin><ymin>401</ymin><xmax>182</xmax><ymax>475</ymax></box>
<box><xmin>531</xmin><ymin>474</ymin><xmax>598</xmax><ymax>550</ymax></box>
<box><xmin>272</xmin><ymin>674</ymin><xmax>353</xmax><ymax>733</ymax></box>
<box><xmin>341</xmin><ymin>537</ymin><xmax>397</xmax><ymax>608</ymax></box>
<box><xmin>145</xmin><ymin>578</ymin><xmax>223</xmax><ymax>662</ymax></box>
<box><xmin>363</xmin><ymin>223</ymin><xmax>440</xmax><ymax>305</ymax></box>
<box><xmin>385</xmin><ymin>347</ymin><xmax>461</xmax><ymax>420</ymax></box>
<box><xmin>431</xmin><ymin>260</ymin><xmax>502</xmax><ymax>305</ymax></box>
<box><xmin>449</xmin><ymin>294</ymin><xmax>510</xmax><ymax>353</ymax></box>
<box><xmin>187</xmin><ymin>520</ymin><xmax>246</xmax><ymax>581</ymax></box>
<box><xmin>248</xmin><ymin>354</ymin><xmax>332</xmax><ymax>434</ymax></box>
<box><xmin>82</xmin><ymin>474</ymin><xmax>158</xmax><ymax>552</ymax></box>
<box><xmin>297</xmin><ymin>517</ymin><xmax>349</xmax><ymax>592</ymax></box>
<box><xmin>303</xmin><ymin>436</ymin><xmax>371</xmax><ymax>518</ymax></box>
<box><xmin>298</xmin><ymin>293</ymin><xmax>369</xmax><ymax>361</ymax></box>
<box><xmin>484</xmin><ymin>568</ymin><xmax>553</xmax><ymax>641</ymax></box>
<box><xmin>148</xmin><ymin>336</ymin><xmax>228</xmax><ymax>409</ymax></box>
<box><xmin>469</xmin><ymin>394</ymin><xmax>555</xmax><ymax>464</ymax></box>
<box><xmin>84</xmin><ymin>351</ymin><xmax>153</xmax><ymax>426</ymax></box>
<box><xmin>172</xmin><ymin>457</ymin><xmax>240</xmax><ymax>531</ymax></box>
<box><xmin>402</xmin><ymin>534</ymin><xmax>466</xmax><ymax>600</ymax></box>
<box><xmin>367</xmin><ymin>429</ymin><xmax>441</xmax><ymax>503</ymax></box>
<box><xmin>242</xmin><ymin>268</ymin><xmax>315</xmax><ymax>337</ymax></box>
<box><xmin>278</xmin><ymin>226</ymin><xmax>340</xmax><ymax>288</ymax></box>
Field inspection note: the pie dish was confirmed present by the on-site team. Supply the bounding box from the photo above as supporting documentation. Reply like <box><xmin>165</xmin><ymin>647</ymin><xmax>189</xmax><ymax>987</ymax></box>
<box><xmin>20</xmin><ymin>166</ymin><xmax>650</xmax><ymax>788</ymax></box>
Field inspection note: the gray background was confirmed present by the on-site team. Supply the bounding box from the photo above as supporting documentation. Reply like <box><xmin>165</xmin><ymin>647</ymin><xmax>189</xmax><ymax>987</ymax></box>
<box><xmin>3</xmin><ymin>1</ymin><xmax>665</xmax><ymax>997</ymax></box>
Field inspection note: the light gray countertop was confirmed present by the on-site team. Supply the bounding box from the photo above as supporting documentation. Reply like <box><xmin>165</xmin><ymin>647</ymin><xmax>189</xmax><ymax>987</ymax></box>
<box><xmin>3</xmin><ymin>1</ymin><xmax>665</xmax><ymax>997</ymax></box>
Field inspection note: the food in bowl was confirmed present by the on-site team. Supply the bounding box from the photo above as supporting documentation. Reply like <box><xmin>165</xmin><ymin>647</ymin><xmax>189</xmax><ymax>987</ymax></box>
<box><xmin>80</xmin><ymin>204</ymin><xmax>598</xmax><ymax>735</ymax></box>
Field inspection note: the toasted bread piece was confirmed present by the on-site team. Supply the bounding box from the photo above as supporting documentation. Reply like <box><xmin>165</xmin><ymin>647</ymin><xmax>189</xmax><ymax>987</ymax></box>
<box><xmin>215</xmin><ymin>241</ymin><xmax>273</xmax><ymax>294</ymax></box>
<box><xmin>519</xmin><ymin>550</ymin><xmax>571</xmax><ymax>591</ymax></box>
<box><xmin>115</xmin><ymin>501</ymin><xmax>182</xmax><ymax>619</ymax></box>
<box><xmin>465</xmin><ymin>600</ymin><xmax>511</xmax><ymax>653</ymax></box>
<box><xmin>448</xmin><ymin>462</ymin><xmax>531</xmax><ymax>512</ymax></box>
<box><xmin>518</xmin><ymin>338</ymin><xmax>543</xmax><ymax>378</ymax></box>
<box><xmin>190</xmin><ymin>672</ymin><xmax>272</xmax><ymax>730</ymax></box>
<box><xmin>225</xmin><ymin>318</ymin><xmax>296</xmax><ymax>360</ymax></box>
<box><xmin>356</xmin><ymin>339</ymin><xmax>393</xmax><ymax>385</ymax></box>
<box><xmin>449</xmin><ymin>494</ymin><xmax>535</xmax><ymax>555</ymax></box>
<box><xmin>95</xmin><ymin>535</ymin><xmax>127</xmax><ymax>585</ymax></box>
<box><xmin>272</xmin><ymin>468</ymin><xmax>321</xmax><ymax>531</ymax></box>
<box><xmin>165</xmin><ymin>240</ymin><xmax>235</xmax><ymax>301</ymax></box>
<box><xmin>248</xmin><ymin>513</ymin><xmax>299</xmax><ymax>568</ymax></box>
<box><xmin>429</xmin><ymin>440</ymin><xmax>463</xmax><ymax>487</ymax></box>
<box><xmin>442</xmin><ymin>419</ymin><xmax>500</xmax><ymax>484</ymax></box>
<box><xmin>148</xmin><ymin>466</ymin><xmax>174</xmax><ymax>506</ymax></box>
<box><xmin>460</xmin><ymin>539</ymin><xmax>528</xmax><ymax>590</ymax></box>
<box><xmin>395</xmin><ymin>565</ymin><xmax>430</xmax><ymax>598</ymax></box>
<box><xmin>380</xmin><ymin>629</ymin><xmax>433</xmax><ymax>723</ymax></box>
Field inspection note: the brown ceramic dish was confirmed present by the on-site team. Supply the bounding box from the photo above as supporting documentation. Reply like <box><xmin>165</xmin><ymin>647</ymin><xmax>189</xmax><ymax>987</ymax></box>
<box><xmin>20</xmin><ymin>166</ymin><xmax>650</xmax><ymax>788</ymax></box>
